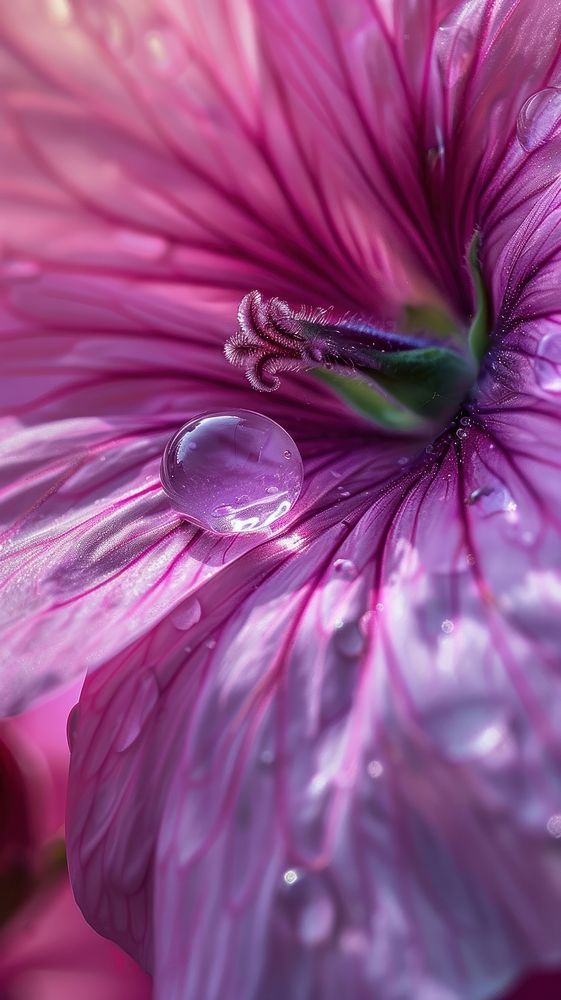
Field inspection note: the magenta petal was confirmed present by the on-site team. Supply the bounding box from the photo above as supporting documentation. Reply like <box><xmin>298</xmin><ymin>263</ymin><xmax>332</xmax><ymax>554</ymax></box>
<box><xmin>67</xmin><ymin>412</ymin><xmax>561</xmax><ymax>998</ymax></box>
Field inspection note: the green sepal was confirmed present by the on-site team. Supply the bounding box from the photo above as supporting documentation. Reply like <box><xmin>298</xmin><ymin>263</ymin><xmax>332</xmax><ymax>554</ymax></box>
<box><xmin>467</xmin><ymin>231</ymin><xmax>489</xmax><ymax>362</ymax></box>
<box><xmin>313</xmin><ymin>343</ymin><xmax>477</xmax><ymax>433</ymax></box>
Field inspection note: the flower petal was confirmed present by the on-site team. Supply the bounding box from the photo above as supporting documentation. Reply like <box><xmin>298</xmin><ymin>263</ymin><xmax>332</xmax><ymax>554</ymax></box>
<box><xmin>67</xmin><ymin>405</ymin><xmax>561</xmax><ymax>998</ymax></box>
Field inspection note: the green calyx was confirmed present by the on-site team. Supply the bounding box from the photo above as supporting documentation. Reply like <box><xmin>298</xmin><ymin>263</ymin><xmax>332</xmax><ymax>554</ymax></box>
<box><xmin>314</xmin><ymin>233</ymin><xmax>488</xmax><ymax>433</ymax></box>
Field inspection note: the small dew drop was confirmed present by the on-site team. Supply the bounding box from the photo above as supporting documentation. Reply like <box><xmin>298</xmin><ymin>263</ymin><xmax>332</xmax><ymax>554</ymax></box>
<box><xmin>283</xmin><ymin>868</ymin><xmax>299</xmax><ymax>886</ymax></box>
<box><xmin>283</xmin><ymin>450</ymin><xmax>292</xmax><ymax>460</ymax></box>
<box><xmin>333</xmin><ymin>558</ymin><xmax>358</xmax><ymax>580</ymax></box>
<box><xmin>397</xmin><ymin>456</ymin><xmax>409</xmax><ymax>466</ymax></box>
<box><xmin>266</xmin><ymin>485</ymin><xmax>279</xmax><ymax>495</ymax></box>
<box><xmin>337</xmin><ymin>486</ymin><xmax>351</xmax><ymax>498</ymax></box>
<box><xmin>170</xmin><ymin>598</ymin><xmax>201</xmax><ymax>631</ymax></box>
<box><xmin>205</xmin><ymin>637</ymin><xmax>217</xmax><ymax>650</ymax></box>
<box><xmin>367</xmin><ymin>759</ymin><xmax>383</xmax><ymax>779</ymax></box>
<box><xmin>517</xmin><ymin>87</ymin><xmax>561</xmax><ymax>151</ymax></box>
<box><xmin>441</xmin><ymin>619</ymin><xmax>455</xmax><ymax>634</ymax></box>
<box><xmin>460</xmin><ymin>415</ymin><xmax>471</xmax><ymax>426</ymax></box>
<box><xmin>456</xmin><ymin>427</ymin><xmax>468</xmax><ymax>439</ymax></box>
<box><xmin>375</xmin><ymin>602</ymin><xmax>384</xmax><ymax>613</ymax></box>
<box><xmin>546</xmin><ymin>814</ymin><xmax>561</xmax><ymax>839</ymax></box>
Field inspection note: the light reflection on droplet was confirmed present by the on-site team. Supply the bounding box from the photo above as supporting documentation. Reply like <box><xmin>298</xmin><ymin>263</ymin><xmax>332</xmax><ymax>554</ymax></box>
<box><xmin>367</xmin><ymin>759</ymin><xmax>383</xmax><ymax>779</ymax></box>
<box><xmin>283</xmin><ymin>868</ymin><xmax>300</xmax><ymax>885</ymax></box>
<box><xmin>441</xmin><ymin>619</ymin><xmax>454</xmax><ymax>634</ymax></box>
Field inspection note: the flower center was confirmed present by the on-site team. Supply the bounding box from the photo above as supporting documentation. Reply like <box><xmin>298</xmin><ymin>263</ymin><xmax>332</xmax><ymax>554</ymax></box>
<box><xmin>225</xmin><ymin>237</ymin><xmax>487</xmax><ymax>435</ymax></box>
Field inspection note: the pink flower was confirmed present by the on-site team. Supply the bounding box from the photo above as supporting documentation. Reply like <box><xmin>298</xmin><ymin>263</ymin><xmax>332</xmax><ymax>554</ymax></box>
<box><xmin>1</xmin><ymin>1</ymin><xmax>561</xmax><ymax>998</ymax></box>
<box><xmin>0</xmin><ymin>686</ymin><xmax>152</xmax><ymax>999</ymax></box>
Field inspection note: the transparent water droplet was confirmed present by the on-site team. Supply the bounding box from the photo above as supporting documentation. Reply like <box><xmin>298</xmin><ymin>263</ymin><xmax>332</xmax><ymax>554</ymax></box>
<box><xmin>283</xmin><ymin>868</ymin><xmax>300</xmax><ymax>885</ymax></box>
<box><xmin>114</xmin><ymin>671</ymin><xmax>159</xmax><ymax>752</ymax></box>
<box><xmin>160</xmin><ymin>410</ymin><xmax>303</xmax><ymax>534</ymax></box>
<box><xmin>333</xmin><ymin>558</ymin><xmax>358</xmax><ymax>580</ymax></box>
<box><xmin>456</xmin><ymin>427</ymin><xmax>468</xmax><ymax>439</ymax></box>
<box><xmin>66</xmin><ymin>704</ymin><xmax>79</xmax><ymax>752</ymax></box>
<box><xmin>205</xmin><ymin>637</ymin><xmax>217</xmax><ymax>650</ymax></box>
<box><xmin>397</xmin><ymin>456</ymin><xmax>409</xmax><ymax>466</ymax></box>
<box><xmin>367</xmin><ymin>759</ymin><xmax>383</xmax><ymax>779</ymax></box>
<box><xmin>170</xmin><ymin>598</ymin><xmax>201</xmax><ymax>631</ymax></box>
<box><xmin>441</xmin><ymin>619</ymin><xmax>454</xmax><ymax>634</ymax></box>
<box><xmin>375</xmin><ymin>602</ymin><xmax>384</xmax><ymax>612</ymax></box>
<box><xmin>283</xmin><ymin>450</ymin><xmax>292</xmax><ymax>460</ymax></box>
<box><xmin>536</xmin><ymin>330</ymin><xmax>561</xmax><ymax>392</ymax></box>
<box><xmin>546</xmin><ymin>814</ymin><xmax>561</xmax><ymax>838</ymax></box>
<box><xmin>460</xmin><ymin>415</ymin><xmax>471</xmax><ymax>426</ymax></box>
<box><xmin>337</xmin><ymin>486</ymin><xmax>351</xmax><ymax>498</ymax></box>
<box><xmin>297</xmin><ymin>893</ymin><xmax>336</xmax><ymax>947</ymax></box>
<box><xmin>517</xmin><ymin>87</ymin><xmax>561</xmax><ymax>151</ymax></box>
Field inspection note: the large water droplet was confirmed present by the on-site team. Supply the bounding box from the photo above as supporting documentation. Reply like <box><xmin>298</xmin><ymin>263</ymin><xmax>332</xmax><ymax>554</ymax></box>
<box><xmin>160</xmin><ymin>410</ymin><xmax>303</xmax><ymax>534</ymax></box>
<box><xmin>536</xmin><ymin>329</ymin><xmax>561</xmax><ymax>392</ymax></box>
<box><xmin>517</xmin><ymin>87</ymin><xmax>561</xmax><ymax>151</ymax></box>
